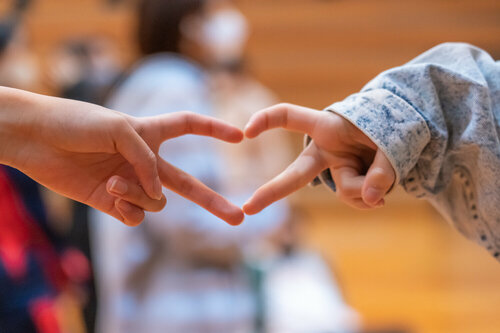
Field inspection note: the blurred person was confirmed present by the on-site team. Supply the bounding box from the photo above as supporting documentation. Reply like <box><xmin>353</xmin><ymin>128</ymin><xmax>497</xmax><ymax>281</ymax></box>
<box><xmin>245</xmin><ymin>208</ymin><xmax>360</xmax><ymax>333</ymax></box>
<box><xmin>91</xmin><ymin>0</ymin><xmax>289</xmax><ymax>332</ymax></box>
<box><xmin>243</xmin><ymin>42</ymin><xmax>500</xmax><ymax>261</ymax></box>
<box><xmin>47</xmin><ymin>37</ymin><xmax>124</xmax><ymax>105</ymax></box>
<box><xmin>0</xmin><ymin>0</ymin><xmax>246</xmax><ymax>250</ymax></box>
<box><xmin>210</xmin><ymin>43</ymin><xmax>360</xmax><ymax>333</ymax></box>
<box><xmin>46</xmin><ymin>36</ymin><xmax>126</xmax><ymax>332</ymax></box>
<box><xmin>210</xmin><ymin>60</ymin><xmax>292</xmax><ymax>196</ymax></box>
<box><xmin>0</xmin><ymin>89</ymin><xmax>244</xmax><ymax>330</ymax></box>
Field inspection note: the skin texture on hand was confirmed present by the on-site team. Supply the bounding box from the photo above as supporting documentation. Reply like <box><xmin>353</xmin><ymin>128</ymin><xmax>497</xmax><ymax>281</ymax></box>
<box><xmin>243</xmin><ymin>103</ymin><xmax>396</xmax><ymax>215</ymax></box>
<box><xmin>0</xmin><ymin>87</ymin><xmax>244</xmax><ymax>226</ymax></box>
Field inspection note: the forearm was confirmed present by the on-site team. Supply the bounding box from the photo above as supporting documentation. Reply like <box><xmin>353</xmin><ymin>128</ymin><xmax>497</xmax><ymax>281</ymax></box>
<box><xmin>328</xmin><ymin>43</ymin><xmax>499</xmax><ymax>193</ymax></box>
<box><xmin>319</xmin><ymin>43</ymin><xmax>500</xmax><ymax>258</ymax></box>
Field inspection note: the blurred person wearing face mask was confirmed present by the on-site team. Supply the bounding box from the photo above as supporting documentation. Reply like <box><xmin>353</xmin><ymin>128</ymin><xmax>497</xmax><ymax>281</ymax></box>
<box><xmin>182</xmin><ymin>0</ymin><xmax>249</xmax><ymax>70</ymax></box>
<box><xmin>207</xmin><ymin>8</ymin><xmax>361</xmax><ymax>333</ymax></box>
<box><xmin>91</xmin><ymin>0</ymin><xmax>288</xmax><ymax>332</ymax></box>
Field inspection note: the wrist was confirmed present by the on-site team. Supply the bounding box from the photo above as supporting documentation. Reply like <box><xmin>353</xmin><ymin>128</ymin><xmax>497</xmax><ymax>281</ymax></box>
<box><xmin>326</xmin><ymin>89</ymin><xmax>431</xmax><ymax>185</ymax></box>
<box><xmin>0</xmin><ymin>87</ymin><xmax>40</xmax><ymax>167</ymax></box>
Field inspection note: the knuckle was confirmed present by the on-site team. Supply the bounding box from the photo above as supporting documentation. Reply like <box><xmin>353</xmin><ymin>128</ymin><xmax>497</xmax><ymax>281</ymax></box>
<box><xmin>205</xmin><ymin>195</ymin><xmax>218</xmax><ymax>211</ymax></box>
<box><xmin>149</xmin><ymin>196</ymin><xmax>167</xmax><ymax>212</ymax></box>
<box><xmin>354</xmin><ymin>202</ymin><xmax>371</xmax><ymax>210</ymax></box>
<box><xmin>180</xmin><ymin>111</ymin><xmax>195</xmax><ymax>133</ymax></box>
<box><xmin>144</xmin><ymin>150</ymin><xmax>157</xmax><ymax>166</ymax></box>
<box><xmin>113</xmin><ymin>115</ymin><xmax>130</xmax><ymax>133</ymax></box>
<box><xmin>278</xmin><ymin>102</ymin><xmax>291</xmax><ymax>113</ymax></box>
<box><xmin>338</xmin><ymin>185</ymin><xmax>359</xmax><ymax>199</ymax></box>
<box><xmin>177</xmin><ymin>176</ymin><xmax>194</xmax><ymax>196</ymax></box>
<box><xmin>127</xmin><ymin>211</ymin><xmax>145</xmax><ymax>227</ymax></box>
<box><xmin>276</xmin><ymin>102</ymin><xmax>291</xmax><ymax>110</ymax></box>
<box><xmin>181</xmin><ymin>111</ymin><xmax>196</xmax><ymax>117</ymax></box>
<box><xmin>258</xmin><ymin>185</ymin><xmax>276</xmax><ymax>206</ymax></box>
<box><xmin>370</xmin><ymin>167</ymin><xmax>394</xmax><ymax>187</ymax></box>
<box><xmin>180</xmin><ymin>111</ymin><xmax>195</xmax><ymax>121</ymax></box>
<box><xmin>336</xmin><ymin>191</ymin><xmax>349</xmax><ymax>203</ymax></box>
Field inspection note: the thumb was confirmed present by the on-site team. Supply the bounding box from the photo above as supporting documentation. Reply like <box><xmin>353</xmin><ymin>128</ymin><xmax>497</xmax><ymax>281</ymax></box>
<box><xmin>115</xmin><ymin>123</ymin><xmax>163</xmax><ymax>200</ymax></box>
<box><xmin>362</xmin><ymin>149</ymin><xmax>395</xmax><ymax>207</ymax></box>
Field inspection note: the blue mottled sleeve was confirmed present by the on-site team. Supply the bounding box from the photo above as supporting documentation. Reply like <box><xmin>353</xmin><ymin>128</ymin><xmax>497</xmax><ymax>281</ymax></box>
<box><xmin>317</xmin><ymin>43</ymin><xmax>500</xmax><ymax>259</ymax></box>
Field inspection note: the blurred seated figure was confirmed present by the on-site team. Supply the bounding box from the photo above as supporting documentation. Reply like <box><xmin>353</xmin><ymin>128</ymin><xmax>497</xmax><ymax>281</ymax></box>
<box><xmin>91</xmin><ymin>0</ymin><xmax>289</xmax><ymax>332</ymax></box>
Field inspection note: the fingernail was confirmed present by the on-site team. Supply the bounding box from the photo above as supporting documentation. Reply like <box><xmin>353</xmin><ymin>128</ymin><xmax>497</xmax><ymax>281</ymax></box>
<box><xmin>244</xmin><ymin>123</ymin><xmax>253</xmax><ymax>135</ymax></box>
<box><xmin>242</xmin><ymin>202</ymin><xmax>250</xmax><ymax>213</ymax></box>
<box><xmin>365</xmin><ymin>187</ymin><xmax>383</xmax><ymax>204</ymax></box>
<box><xmin>153</xmin><ymin>178</ymin><xmax>162</xmax><ymax>200</ymax></box>
<box><xmin>242</xmin><ymin>202</ymin><xmax>259</xmax><ymax>215</ymax></box>
<box><xmin>109</xmin><ymin>179</ymin><xmax>128</xmax><ymax>195</ymax></box>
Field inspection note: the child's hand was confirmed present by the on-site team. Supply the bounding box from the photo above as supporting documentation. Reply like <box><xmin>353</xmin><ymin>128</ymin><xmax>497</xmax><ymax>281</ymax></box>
<box><xmin>0</xmin><ymin>88</ymin><xmax>244</xmax><ymax>226</ymax></box>
<box><xmin>243</xmin><ymin>103</ymin><xmax>396</xmax><ymax>214</ymax></box>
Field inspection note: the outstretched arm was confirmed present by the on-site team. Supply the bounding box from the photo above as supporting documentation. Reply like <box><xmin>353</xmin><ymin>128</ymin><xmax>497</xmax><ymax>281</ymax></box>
<box><xmin>0</xmin><ymin>87</ymin><xmax>244</xmax><ymax>226</ymax></box>
<box><xmin>244</xmin><ymin>43</ymin><xmax>500</xmax><ymax>260</ymax></box>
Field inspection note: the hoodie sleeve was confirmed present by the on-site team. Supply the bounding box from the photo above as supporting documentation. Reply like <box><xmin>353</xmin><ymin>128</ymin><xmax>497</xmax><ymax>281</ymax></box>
<box><xmin>313</xmin><ymin>43</ymin><xmax>500</xmax><ymax>260</ymax></box>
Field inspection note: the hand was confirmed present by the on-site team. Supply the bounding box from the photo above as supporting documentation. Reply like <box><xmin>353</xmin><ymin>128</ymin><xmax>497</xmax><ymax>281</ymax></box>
<box><xmin>105</xmin><ymin>112</ymin><xmax>245</xmax><ymax>226</ymax></box>
<box><xmin>242</xmin><ymin>103</ymin><xmax>396</xmax><ymax>214</ymax></box>
<box><xmin>0</xmin><ymin>88</ymin><xmax>244</xmax><ymax>226</ymax></box>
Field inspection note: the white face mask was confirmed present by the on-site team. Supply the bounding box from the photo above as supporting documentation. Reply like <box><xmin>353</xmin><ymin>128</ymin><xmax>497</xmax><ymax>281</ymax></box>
<box><xmin>184</xmin><ymin>8</ymin><xmax>249</xmax><ymax>65</ymax></box>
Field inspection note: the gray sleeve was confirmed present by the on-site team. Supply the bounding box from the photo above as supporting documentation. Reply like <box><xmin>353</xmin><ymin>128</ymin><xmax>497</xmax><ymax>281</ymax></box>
<box><xmin>314</xmin><ymin>43</ymin><xmax>500</xmax><ymax>259</ymax></box>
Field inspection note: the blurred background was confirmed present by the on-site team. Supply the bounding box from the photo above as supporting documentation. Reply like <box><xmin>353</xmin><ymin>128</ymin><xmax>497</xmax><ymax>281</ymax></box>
<box><xmin>0</xmin><ymin>0</ymin><xmax>499</xmax><ymax>333</ymax></box>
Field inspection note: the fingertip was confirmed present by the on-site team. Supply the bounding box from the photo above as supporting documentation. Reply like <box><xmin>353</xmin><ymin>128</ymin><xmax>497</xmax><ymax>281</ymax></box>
<box><xmin>244</xmin><ymin>124</ymin><xmax>262</xmax><ymax>139</ymax></box>
<box><xmin>244</xmin><ymin>118</ymin><xmax>260</xmax><ymax>139</ymax></box>
<box><xmin>218</xmin><ymin>200</ymin><xmax>245</xmax><ymax>225</ymax></box>
<box><xmin>115</xmin><ymin>199</ymin><xmax>145</xmax><ymax>227</ymax></box>
<box><xmin>362</xmin><ymin>187</ymin><xmax>384</xmax><ymax>206</ymax></box>
<box><xmin>156</xmin><ymin>195</ymin><xmax>168</xmax><ymax>212</ymax></box>
<box><xmin>143</xmin><ymin>160</ymin><xmax>162</xmax><ymax>200</ymax></box>
<box><xmin>152</xmin><ymin>176</ymin><xmax>163</xmax><ymax>200</ymax></box>
<box><xmin>244</xmin><ymin>131</ymin><xmax>256</xmax><ymax>139</ymax></box>
<box><xmin>140</xmin><ymin>170</ymin><xmax>162</xmax><ymax>201</ymax></box>
<box><xmin>228</xmin><ymin>128</ymin><xmax>244</xmax><ymax>143</ymax></box>
<box><xmin>242</xmin><ymin>201</ymin><xmax>262</xmax><ymax>216</ymax></box>
<box><xmin>227</xmin><ymin>209</ymin><xmax>245</xmax><ymax>226</ymax></box>
<box><xmin>107</xmin><ymin>175</ymin><xmax>127</xmax><ymax>196</ymax></box>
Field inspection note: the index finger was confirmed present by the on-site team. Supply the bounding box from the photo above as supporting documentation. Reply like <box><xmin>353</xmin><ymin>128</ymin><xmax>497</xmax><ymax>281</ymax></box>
<box><xmin>150</xmin><ymin>112</ymin><xmax>243</xmax><ymax>143</ymax></box>
<box><xmin>158</xmin><ymin>157</ymin><xmax>244</xmax><ymax>226</ymax></box>
<box><xmin>243</xmin><ymin>143</ymin><xmax>326</xmax><ymax>215</ymax></box>
<box><xmin>244</xmin><ymin>103</ymin><xmax>323</xmax><ymax>138</ymax></box>
<box><xmin>115</xmin><ymin>123</ymin><xmax>162</xmax><ymax>200</ymax></box>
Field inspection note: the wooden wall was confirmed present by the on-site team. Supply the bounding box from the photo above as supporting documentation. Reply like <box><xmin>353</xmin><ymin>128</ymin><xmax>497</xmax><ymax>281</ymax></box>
<box><xmin>238</xmin><ymin>0</ymin><xmax>500</xmax><ymax>109</ymax></box>
<box><xmin>5</xmin><ymin>0</ymin><xmax>500</xmax><ymax>332</ymax></box>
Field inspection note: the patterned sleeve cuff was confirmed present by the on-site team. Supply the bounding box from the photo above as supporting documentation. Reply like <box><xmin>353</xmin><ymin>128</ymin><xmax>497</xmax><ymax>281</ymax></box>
<box><xmin>307</xmin><ymin>88</ymin><xmax>431</xmax><ymax>192</ymax></box>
